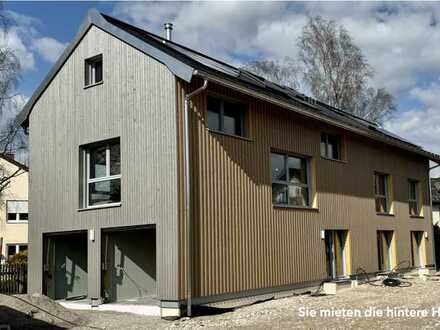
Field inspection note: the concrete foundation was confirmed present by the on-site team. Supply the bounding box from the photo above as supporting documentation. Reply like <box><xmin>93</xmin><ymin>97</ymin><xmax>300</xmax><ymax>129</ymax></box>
<box><xmin>59</xmin><ymin>298</ymin><xmax>160</xmax><ymax>316</ymax></box>
<box><xmin>322</xmin><ymin>282</ymin><xmax>337</xmax><ymax>295</ymax></box>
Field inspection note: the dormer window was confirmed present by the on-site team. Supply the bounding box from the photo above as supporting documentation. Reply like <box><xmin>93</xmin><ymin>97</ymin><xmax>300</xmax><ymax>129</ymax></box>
<box><xmin>85</xmin><ymin>54</ymin><xmax>103</xmax><ymax>87</ymax></box>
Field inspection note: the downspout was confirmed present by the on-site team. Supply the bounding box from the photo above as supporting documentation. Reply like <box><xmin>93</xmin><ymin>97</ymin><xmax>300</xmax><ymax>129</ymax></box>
<box><xmin>184</xmin><ymin>77</ymin><xmax>208</xmax><ymax>317</ymax></box>
<box><xmin>429</xmin><ymin>163</ymin><xmax>438</xmax><ymax>270</ymax></box>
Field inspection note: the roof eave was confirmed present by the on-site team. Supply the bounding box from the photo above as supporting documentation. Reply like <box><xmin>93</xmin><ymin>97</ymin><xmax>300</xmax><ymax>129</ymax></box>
<box><xmin>0</xmin><ymin>155</ymin><xmax>29</xmax><ymax>172</ymax></box>
<box><xmin>194</xmin><ymin>69</ymin><xmax>440</xmax><ymax>163</ymax></box>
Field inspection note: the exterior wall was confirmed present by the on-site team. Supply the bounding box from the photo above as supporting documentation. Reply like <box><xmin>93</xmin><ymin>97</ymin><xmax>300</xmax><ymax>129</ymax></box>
<box><xmin>0</xmin><ymin>158</ymin><xmax>28</xmax><ymax>261</ymax></box>
<box><xmin>177</xmin><ymin>78</ymin><xmax>434</xmax><ymax>301</ymax></box>
<box><xmin>28</xmin><ymin>26</ymin><xmax>179</xmax><ymax>301</ymax></box>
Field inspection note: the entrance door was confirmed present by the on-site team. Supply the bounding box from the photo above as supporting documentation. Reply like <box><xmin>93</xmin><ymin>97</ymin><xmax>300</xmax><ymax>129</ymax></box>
<box><xmin>377</xmin><ymin>231</ymin><xmax>394</xmax><ymax>271</ymax></box>
<box><xmin>325</xmin><ymin>230</ymin><xmax>350</xmax><ymax>279</ymax></box>
<box><xmin>411</xmin><ymin>231</ymin><xmax>425</xmax><ymax>268</ymax></box>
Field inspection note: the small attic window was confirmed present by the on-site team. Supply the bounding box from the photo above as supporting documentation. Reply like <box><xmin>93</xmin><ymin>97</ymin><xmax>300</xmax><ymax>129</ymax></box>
<box><xmin>85</xmin><ymin>54</ymin><xmax>103</xmax><ymax>87</ymax></box>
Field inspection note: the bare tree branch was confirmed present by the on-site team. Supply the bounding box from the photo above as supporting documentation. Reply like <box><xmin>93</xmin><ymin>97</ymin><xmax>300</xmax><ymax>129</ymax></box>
<box><xmin>243</xmin><ymin>57</ymin><xmax>302</xmax><ymax>90</ymax></box>
<box><xmin>298</xmin><ymin>16</ymin><xmax>396</xmax><ymax>123</ymax></box>
<box><xmin>0</xmin><ymin>3</ymin><xmax>27</xmax><ymax>200</ymax></box>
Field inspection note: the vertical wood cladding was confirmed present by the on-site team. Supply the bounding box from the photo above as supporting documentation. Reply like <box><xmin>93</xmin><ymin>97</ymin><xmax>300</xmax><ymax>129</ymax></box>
<box><xmin>28</xmin><ymin>26</ymin><xmax>179</xmax><ymax>300</ymax></box>
<box><xmin>177</xmin><ymin>78</ymin><xmax>434</xmax><ymax>300</ymax></box>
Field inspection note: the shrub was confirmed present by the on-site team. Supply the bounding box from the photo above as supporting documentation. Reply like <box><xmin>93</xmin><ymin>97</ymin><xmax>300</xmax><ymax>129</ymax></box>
<box><xmin>8</xmin><ymin>251</ymin><xmax>28</xmax><ymax>264</ymax></box>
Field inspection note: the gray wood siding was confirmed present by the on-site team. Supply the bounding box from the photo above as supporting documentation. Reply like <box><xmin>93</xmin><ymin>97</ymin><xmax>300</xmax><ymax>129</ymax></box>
<box><xmin>28</xmin><ymin>26</ymin><xmax>179</xmax><ymax>300</ymax></box>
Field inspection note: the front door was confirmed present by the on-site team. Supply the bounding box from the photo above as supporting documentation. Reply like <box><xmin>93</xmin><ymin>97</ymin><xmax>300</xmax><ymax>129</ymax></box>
<box><xmin>377</xmin><ymin>231</ymin><xmax>394</xmax><ymax>271</ymax></box>
<box><xmin>411</xmin><ymin>231</ymin><xmax>424</xmax><ymax>268</ymax></box>
<box><xmin>325</xmin><ymin>230</ymin><xmax>349</xmax><ymax>279</ymax></box>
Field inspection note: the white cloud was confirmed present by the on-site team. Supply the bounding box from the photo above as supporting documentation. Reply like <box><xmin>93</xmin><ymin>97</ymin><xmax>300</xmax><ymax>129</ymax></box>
<box><xmin>112</xmin><ymin>2</ymin><xmax>294</xmax><ymax>64</ymax></box>
<box><xmin>0</xmin><ymin>11</ymin><xmax>66</xmax><ymax>71</ymax></box>
<box><xmin>112</xmin><ymin>2</ymin><xmax>440</xmax><ymax>175</ymax></box>
<box><xmin>0</xmin><ymin>26</ymin><xmax>35</xmax><ymax>71</ymax></box>
<box><xmin>31</xmin><ymin>37</ymin><xmax>67</xmax><ymax>63</ymax></box>
<box><xmin>384</xmin><ymin>83</ymin><xmax>440</xmax><ymax>176</ymax></box>
<box><xmin>112</xmin><ymin>2</ymin><xmax>440</xmax><ymax>95</ymax></box>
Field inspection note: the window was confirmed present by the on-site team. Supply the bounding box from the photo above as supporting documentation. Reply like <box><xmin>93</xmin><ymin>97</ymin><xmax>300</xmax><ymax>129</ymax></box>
<box><xmin>408</xmin><ymin>180</ymin><xmax>420</xmax><ymax>216</ymax></box>
<box><xmin>7</xmin><ymin>244</ymin><xmax>27</xmax><ymax>260</ymax></box>
<box><xmin>321</xmin><ymin>133</ymin><xmax>342</xmax><ymax>160</ymax></box>
<box><xmin>271</xmin><ymin>152</ymin><xmax>310</xmax><ymax>207</ymax></box>
<box><xmin>207</xmin><ymin>95</ymin><xmax>245</xmax><ymax>136</ymax></box>
<box><xmin>85</xmin><ymin>54</ymin><xmax>103</xmax><ymax>86</ymax></box>
<box><xmin>374</xmin><ymin>173</ymin><xmax>390</xmax><ymax>213</ymax></box>
<box><xmin>83</xmin><ymin>139</ymin><xmax>121</xmax><ymax>207</ymax></box>
<box><xmin>6</xmin><ymin>201</ymin><xmax>28</xmax><ymax>223</ymax></box>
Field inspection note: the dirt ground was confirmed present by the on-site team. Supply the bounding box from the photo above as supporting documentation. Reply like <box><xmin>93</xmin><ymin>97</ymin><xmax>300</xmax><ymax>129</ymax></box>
<box><xmin>4</xmin><ymin>274</ymin><xmax>440</xmax><ymax>329</ymax></box>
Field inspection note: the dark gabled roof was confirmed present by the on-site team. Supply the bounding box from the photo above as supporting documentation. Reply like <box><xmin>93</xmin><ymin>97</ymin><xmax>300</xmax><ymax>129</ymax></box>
<box><xmin>16</xmin><ymin>9</ymin><xmax>440</xmax><ymax>163</ymax></box>
<box><xmin>0</xmin><ymin>155</ymin><xmax>28</xmax><ymax>172</ymax></box>
<box><xmin>432</xmin><ymin>178</ymin><xmax>440</xmax><ymax>203</ymax></box>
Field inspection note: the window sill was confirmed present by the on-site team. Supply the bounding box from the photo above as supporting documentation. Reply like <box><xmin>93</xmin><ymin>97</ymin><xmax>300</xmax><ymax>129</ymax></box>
<box><xmin>273</xmin><ymin>204</ymin><xmax>319</xmax><ymax>211</ymax></box>
<box><xmin>376</xmin><ymin>212</ymin><xmax>395</xmax><ymax>217</ymax></box>
<box><xmin>84</xmin><ymin>81</ymin><xmax>103</xmax><ymax>89</ymax></box>
<box><xmin>320</xmin><ymin>156</ymin><xmax>347</xmax><ymax>164</ymax></box>
<box><xmin>78</xmin><ymin>202</ymin><xmax>121</xmax><ymax>212</ymax></box>
<box><xmin>207</xmin><ymin>129</ymin><xmax>253</xmax><ymax>142</ymax></box>
<box><xmin>410</xmin><ymin>215</ymin><xmax>424</xmax><ymax>219</ymax></box>
<box><xmin>6</xmin><ymin>221</ymin><xmax>28</xmax><ymax>224</ymax></box>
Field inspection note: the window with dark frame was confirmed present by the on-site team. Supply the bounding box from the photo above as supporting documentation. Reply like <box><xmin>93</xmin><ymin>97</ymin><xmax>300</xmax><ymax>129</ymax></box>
<box><xmin>6</xmin><ymin>201</ymin><xmax>28</xmax><ymax>223</ymax></box>
<box><xmin>82</xmin><ymin>139</ymin><xmax>121</xmax><ymax>208</ymax></box>
<box><xmin>207</xmin><ymin>95</ymin><xmax>245</xmax><ymax>137</ymax></box>
<box><xmin>85</xmin><ymin>54</ymin><xmax>103</xmax><ymax>86</ymax></box>
<box><xmin>408</xmin><ymin>180</ymin><xmax>420</xmax><ymax>216</ymax></box>
<box><xmin>271</xmin><ymin>152</ymin><xmax>310</xmax><ymax>207</ymax></box>
<box><xmin>374</xmin><ymin>173</ymin><xmax>389</xmax><ymax>214</ymax></box>
<box><xmin>321</xmin><ymin>133</ymin><xmax>342</xmax><ymax>160</ymax></box>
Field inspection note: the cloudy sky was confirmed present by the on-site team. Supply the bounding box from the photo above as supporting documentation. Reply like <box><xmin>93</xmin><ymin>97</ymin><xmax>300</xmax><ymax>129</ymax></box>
<box><xmin>3</xmin><ymin>1</ymin><xmax>440</xmax><ymax>171</ymax></box>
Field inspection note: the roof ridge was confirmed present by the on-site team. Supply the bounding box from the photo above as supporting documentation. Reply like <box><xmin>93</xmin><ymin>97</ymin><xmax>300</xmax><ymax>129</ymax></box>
<box><xmin>101</xmin><ymin>13</ymin><xmax>240</xmax><ymax>73</ymax></box>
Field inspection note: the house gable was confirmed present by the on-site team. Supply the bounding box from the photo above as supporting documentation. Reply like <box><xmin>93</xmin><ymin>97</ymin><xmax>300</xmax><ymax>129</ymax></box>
<box><xmin>27</xmin><ymin>23</ymin><xmax>180</xmax><ymax>300</ymax></box>
<box><xmin>17</xmin><ymin>8</ymin><xmax>194</xmax><ymax>126</ymax></box>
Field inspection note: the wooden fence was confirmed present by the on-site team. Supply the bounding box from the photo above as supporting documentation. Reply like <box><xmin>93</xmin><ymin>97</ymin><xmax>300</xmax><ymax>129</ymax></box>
<box><xmin>0</xmin><ymin>263</ymin><xmax>27</xmax><ymax>294</ymax></box>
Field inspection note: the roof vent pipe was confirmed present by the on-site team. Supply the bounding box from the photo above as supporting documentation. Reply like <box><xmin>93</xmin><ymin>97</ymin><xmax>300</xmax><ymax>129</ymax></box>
<box><xmin>164</xmin><ymin>22</ymin><xmax>173</xmax><ymax>41</ymax></box>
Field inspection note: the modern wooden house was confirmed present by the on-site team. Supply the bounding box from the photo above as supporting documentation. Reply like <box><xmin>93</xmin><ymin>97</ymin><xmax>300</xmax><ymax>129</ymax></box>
<box><xmin>17</xmin><ymin>9</ymin><xmax>440</xmax><ymax>318</ymax></box>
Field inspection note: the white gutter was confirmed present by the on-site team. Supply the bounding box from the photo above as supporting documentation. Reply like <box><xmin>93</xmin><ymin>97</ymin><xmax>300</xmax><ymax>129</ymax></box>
<box><xmin>184</xmin><ymin>78</ymin><xmax>208</xmax><ymax>317</ymax></box>
<box><xmin>428</xmin><ymin>168</ymin><xmax>438</xmax><ymax>270</ymax></box>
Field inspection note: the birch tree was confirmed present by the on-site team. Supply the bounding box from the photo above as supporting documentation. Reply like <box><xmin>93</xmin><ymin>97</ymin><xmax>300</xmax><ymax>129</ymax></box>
<box><xmin>245</xmin><ymin>16</ymin><xmax>396</xmax><ymax>123</ymax></box>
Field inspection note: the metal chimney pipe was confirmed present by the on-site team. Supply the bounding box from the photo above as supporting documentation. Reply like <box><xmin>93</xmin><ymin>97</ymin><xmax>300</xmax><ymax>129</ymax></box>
<box><xmin>164</xmin><ymin>23</ymin><xmax>173</xmax><ymax>41</ymax></box>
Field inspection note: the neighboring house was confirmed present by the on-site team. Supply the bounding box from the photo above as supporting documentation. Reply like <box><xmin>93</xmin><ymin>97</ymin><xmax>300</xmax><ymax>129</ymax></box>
<box><xmin>431</xmin><ymin>178</ymin><xmax>440</xmax><ymax>225</ymax></box>
<box><xmin>17</xmin><ymin>9</ymin><xmax>440</xmax><ymax>318</ymax></box>
<box><xmin>0</xmin><ymin>155</ymin><xmax>29</xmax><ymax>263</ymax></box>
<box><xmin>431</xmin><ymin>177</ymin><xmax>440</xmax><ymax>268</ymax></box>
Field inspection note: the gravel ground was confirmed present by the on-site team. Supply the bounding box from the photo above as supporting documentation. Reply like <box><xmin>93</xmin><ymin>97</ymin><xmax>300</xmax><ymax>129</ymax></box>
<box><xmin>75</xmin><ymin>274</ymin><xmax>440</xmax><ymax>329</ymax></box>
<box><xmin>4</xmin><ymin>274</ymin><xmax>440</xmax><ymax>329</ymax></box>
